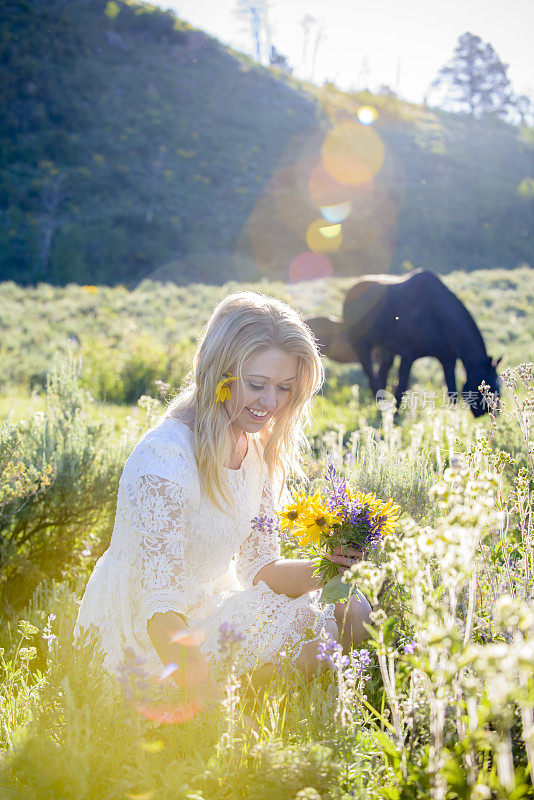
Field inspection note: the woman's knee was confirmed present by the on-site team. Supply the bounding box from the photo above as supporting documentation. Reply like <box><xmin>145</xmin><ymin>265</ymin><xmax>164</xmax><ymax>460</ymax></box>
<box><xmin>293</xmin><ymin>619</ymin><xmax>339</xmax><ymax>678</ymax></box>
<box><xmin>335</xmin><ymin>591</ymin><xmax>372</xmax><ymax>649</ymax></box>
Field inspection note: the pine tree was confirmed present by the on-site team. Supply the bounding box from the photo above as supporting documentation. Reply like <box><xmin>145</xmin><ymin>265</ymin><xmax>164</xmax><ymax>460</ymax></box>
<box><xmin>429</xmin><ymin>32</ymin><xmax>515</xmax><ymax>119</ymax></box>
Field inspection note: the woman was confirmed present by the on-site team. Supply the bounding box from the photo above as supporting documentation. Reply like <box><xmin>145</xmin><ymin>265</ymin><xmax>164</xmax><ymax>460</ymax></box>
<box><xmin>75</xmin><ymin>291</ymin><xmax>371</xmax><ymax>706</ymax></box>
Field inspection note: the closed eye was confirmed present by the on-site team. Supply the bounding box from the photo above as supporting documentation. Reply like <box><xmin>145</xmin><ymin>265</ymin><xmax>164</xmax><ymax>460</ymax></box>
<box><xmin>247</xmin><ymin>382</ymin><xmax>292</xmax><ymax>393</ymax></box>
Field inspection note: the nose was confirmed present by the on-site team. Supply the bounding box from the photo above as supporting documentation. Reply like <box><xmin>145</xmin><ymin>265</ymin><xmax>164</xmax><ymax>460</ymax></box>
<box><xmin>260</xmin><ymin>386</ymin><xmax>277</xmax><ymax>411</ymax></box>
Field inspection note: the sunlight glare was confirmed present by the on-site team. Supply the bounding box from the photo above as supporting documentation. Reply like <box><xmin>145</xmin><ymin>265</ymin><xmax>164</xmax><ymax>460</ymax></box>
<box><xmin>306</xmin><ymin>219</ymin><xmax>342</xmax><ymax>253</ymax></box>
<box><xmin>321</xmin><ymin>121</ymin><xmax>385</xmax><ymax>186</ymax></box>
<box><xmin>289</xmin><ymin>251</ymin><xmax>333</xmax><ymax>282</ymax></box>
<box><xmin>320</xmin><ymin>201</ymin><xmax>352</xmax><ymax>223</ymax></box>
<box><xmin>169</xmin><ymin>627</ymin><xmax>205</xmax><ymax>646</ymax></box>
<box><xmin>357</xmin><ymin>105</ymin><xmax>378</xmax><ymax>125</ymax></box>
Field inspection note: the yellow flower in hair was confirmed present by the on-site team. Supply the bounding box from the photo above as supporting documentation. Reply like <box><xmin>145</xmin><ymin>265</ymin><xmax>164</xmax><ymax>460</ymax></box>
<box><xmin>215</xmin><ymin>375</ymin><xmax>236</xmax><ymax>403</ymax></box>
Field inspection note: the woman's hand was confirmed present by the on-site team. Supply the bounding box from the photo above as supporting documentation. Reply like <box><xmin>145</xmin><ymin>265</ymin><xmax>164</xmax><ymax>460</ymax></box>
<box><xmin>324</xmin><ymin>545</ymin><xmax>364</xmax><ymax>573</ymax></box>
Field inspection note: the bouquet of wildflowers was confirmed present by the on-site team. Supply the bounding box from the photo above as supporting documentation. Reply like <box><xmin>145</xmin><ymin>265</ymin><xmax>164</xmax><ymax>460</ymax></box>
<box><xmin>277</xmin><ymin>464</ymin><xmax>400</xmax><ymax>602</ymax></box>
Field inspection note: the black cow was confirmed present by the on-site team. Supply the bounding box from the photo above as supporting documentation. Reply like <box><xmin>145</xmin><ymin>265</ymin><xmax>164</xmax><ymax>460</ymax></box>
<box><xmin>307</xmin><ymin>270</ymin><xmax>501</xmax><ymax>416</ymax></box>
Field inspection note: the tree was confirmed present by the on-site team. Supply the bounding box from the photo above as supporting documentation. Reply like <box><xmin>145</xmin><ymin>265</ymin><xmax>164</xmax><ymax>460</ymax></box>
<box><xmin>514</xmin><ymin>93</ymin><xmax>534</xmax><ymax>127</ymax></box>
<box><xmin>269</xmin><ymin>46</ymin><xmax>292</xmax><ymax>74</ymax></box>
<box><xmin>298</xmin><ymin>15</ymin><xmax>326</xmax><ymax>82</ymax></box>
<box><xmin>235</xmin><ymin>0</ymin><xmax>272</xmax><ymax>65</ymax></box>
<box><xmin>428</xmin><ymin>32</ymin><xmax>515</xmax><ymax>119</ymax></box>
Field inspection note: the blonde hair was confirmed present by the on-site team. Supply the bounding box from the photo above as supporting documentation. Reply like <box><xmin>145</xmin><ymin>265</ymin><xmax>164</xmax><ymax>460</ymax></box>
<box><xmin>165</xmin><ymin>291</ymin><xmax>324</xmax><ymax>511</ymax></box>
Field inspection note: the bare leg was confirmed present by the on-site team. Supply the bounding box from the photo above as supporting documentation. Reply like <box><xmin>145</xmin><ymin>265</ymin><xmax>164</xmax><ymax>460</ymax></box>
<box><xmin>241</xmin><ymin>617</ymin><xmax>339</xmax><ymax>701</ymax></box>
<box><xmin>334</xmin><ymin>591</ymin><xmax>372</xmax><ymax>652</ymax></box>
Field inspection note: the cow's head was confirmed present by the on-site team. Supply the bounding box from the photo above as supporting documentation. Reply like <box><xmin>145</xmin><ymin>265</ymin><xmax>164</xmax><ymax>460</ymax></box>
<box><xmin>462</xmin><ymin>356</ymin><xmax>502</xmax><ymax>417</ymax></box>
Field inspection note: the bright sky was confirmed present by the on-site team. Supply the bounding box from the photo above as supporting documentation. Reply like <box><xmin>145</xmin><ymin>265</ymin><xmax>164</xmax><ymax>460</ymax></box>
<box><xmin>154</xmin><ymin>0</ymin><xmax>534</xmax><ymax>103</ymax></box>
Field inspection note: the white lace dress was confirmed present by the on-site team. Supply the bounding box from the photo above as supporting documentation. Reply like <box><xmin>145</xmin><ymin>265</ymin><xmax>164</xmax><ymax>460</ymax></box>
<box><xmin>75</xmin><ymin>417</ymin><xmax>335</xmax><ymax>682</ymax></box>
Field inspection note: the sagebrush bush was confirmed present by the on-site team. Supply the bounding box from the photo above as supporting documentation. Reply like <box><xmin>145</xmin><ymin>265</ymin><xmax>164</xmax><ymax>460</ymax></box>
<box><xmin>0</xmin><ymin>359</ymin><xmax>125</xmax><ymax>610</ymax></box>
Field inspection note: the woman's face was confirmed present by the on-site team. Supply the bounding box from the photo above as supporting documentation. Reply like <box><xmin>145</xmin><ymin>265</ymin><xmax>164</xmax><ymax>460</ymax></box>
<box><xmin>225</xmin><ymin>347</ymin><xmax>298</xmax><ymax>434</ymax></box>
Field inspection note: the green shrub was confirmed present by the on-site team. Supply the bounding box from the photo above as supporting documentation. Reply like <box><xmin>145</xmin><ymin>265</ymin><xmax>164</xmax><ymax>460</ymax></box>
<box><xmin>0</xmin><ymin>359</ymin><xmax>125</xmax><ymax>610</ymax></box>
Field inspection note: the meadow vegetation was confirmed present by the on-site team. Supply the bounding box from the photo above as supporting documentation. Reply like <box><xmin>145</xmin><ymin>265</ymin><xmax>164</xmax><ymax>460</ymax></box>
<box><xmin>0</xmin><ymin>270</ymin><xmax>533</xmax><ymax>797</ymax></box>
<box><xmin>0</xmin><ymin>266</ymin><xmax>532</xmax><ymax>406</ymax></box>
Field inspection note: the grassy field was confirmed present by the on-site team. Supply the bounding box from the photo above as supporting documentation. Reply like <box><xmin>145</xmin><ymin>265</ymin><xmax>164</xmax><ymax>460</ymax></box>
<box><xmin>0</xmin><ymin>270</ymin><xmax>533</xmax><ymax>798</ymax></box>
<box><xmin>1</xmin><ymin>265</ymin><xmax>532</xmax><ymax>405</ymax></box>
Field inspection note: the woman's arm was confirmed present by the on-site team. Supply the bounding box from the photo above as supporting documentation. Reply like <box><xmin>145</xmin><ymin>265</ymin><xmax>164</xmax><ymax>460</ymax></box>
<box><xmin>148</xmin><ymin>611</ymin><xmax>218</xmax><ymax>705</ymax></box>
<box><xmin>253</xmin><ymin>547</ymin><xmax>363</xmax><ymax>596</ymax></box>
<box><xmin>253</xmin><ymin>558</ymin><xmax>321</xmax><ymax>595</ymax></box>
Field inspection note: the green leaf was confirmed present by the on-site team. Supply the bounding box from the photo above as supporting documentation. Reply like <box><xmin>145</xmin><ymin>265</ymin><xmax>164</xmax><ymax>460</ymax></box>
<box><xmin>319</xmin><ymin>574</ymin><xmax>349</xmax><ymax>604</ymax></box>
<box><xmin>374</xmin><ymin>729</ymin><xmax>402</xmax><ymax>768</ymax></box>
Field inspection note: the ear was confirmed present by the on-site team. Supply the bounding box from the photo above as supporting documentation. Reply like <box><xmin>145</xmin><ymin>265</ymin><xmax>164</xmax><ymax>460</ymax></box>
<box><xmin>491</xmin><ymin>355</ymin><xmax>503</xmax><ymax>369</ymax></box>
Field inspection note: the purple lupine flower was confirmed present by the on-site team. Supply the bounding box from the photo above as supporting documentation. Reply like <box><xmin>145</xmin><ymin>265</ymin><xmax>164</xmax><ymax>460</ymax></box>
<box><xmin>316</xmin><ymin>631</ymin><xmax>341</xmax><ymax>666</ymax></box>
<box><xmin>251</xmin><ymin>513</ymin><xmax>280</xmax><ymax>538</ymax></box>
<box><xmin>117</xmin><ymin>647</ymin><xmax>151</xmax><ymax>703</ymax></box>
<box><xmin>353</xmin><ymin>648</ymin><xmax>372</xmax><ymax>675</ymax></box>
<box><xmin>218</xmin><ymin>622</ymin><xmax>245</xmax><ymax>663</ymax></box>
<box><xmin>316</xmin><ymin>631</ymin><xmax>350</xmax><ymax>670</ymax></box>
<box><xmin>324</xmin><ymin>462</ymin><xmax>349</xmax><ymax>512</ymax></box>
<box><xmin>317</xmin><ymin>632</ymin><xmax>371</xmax><ymax>687</ymax></box>
<box><xmin>403</xmin><ymin>641</ymin><xmax>417</xmax><ymax>655</ymax></box>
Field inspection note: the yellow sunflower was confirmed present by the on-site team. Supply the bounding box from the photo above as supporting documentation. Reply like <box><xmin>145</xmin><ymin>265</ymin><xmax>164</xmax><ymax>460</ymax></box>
<box><xmin>348</xmin><ymin>489</ymin><xmax>401</xmax><ymax>536</ymax></box>
<box><xmin>374</xmin><ymin>498</ymin><xmax>401</xmax><ymax>536</ymax></box>
<box><xmin>277</xmin><ymin>488</ymin><xmax>312</xmax><ymax>531</ymax></box>
<box><xmin>291</xmin><ymin>496</ymin><xmax>341</xmax><ymax>547</ymax></box>
<box><xmin>348</xmin><ymin>490</ymin><xmax>383</xmax><ymax>516</ymax></box>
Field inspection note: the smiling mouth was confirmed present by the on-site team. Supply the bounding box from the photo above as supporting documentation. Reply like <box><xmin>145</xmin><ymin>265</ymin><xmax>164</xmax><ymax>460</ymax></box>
<box><xmin>246</xmin><ymin>408</ymin><xmax>269</xmax><ymax>420</ymax></box>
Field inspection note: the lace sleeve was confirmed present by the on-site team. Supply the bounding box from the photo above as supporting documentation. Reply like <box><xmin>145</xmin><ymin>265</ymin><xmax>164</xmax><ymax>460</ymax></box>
<box><xmin>129</xmin><ymin>473</ymin><xmax>200</xmax><ymax>624</ymax></box>
<box><xmin>235</xmin><ymin>476</ymin><xmax>281</xmax><ymax>590</ymax></box>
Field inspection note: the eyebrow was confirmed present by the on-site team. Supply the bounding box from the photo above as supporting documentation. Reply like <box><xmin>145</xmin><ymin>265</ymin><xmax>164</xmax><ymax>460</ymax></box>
<box><xmin>246</xmin><ymin>374</ymin><xmax>296</xmax><ymax>382</ymax></box>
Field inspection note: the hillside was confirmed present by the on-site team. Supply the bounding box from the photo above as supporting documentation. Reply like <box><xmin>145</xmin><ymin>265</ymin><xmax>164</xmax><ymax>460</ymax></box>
<box><xmin>1</xmin><ymin>0</ymin><xmax>532</xmax><ymax>286</ymax></box>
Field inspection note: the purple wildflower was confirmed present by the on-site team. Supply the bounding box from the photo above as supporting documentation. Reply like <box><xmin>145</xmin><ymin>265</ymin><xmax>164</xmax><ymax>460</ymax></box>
<box><xmin>316</xmin><ymin>631</ymin><xmax>340</xmax><ymax>666</ymax></box>
<box><xmin>403</xmin><ymin>641</ymin><xmax>417</xmax><ymax>655</ymax></box>
<box><xmin>251</xmin><ymin>513</ymin><xmax>280</xmax><ymax>538</ymax></box>
<box><xmin>316</xmin><ymin>631</ymin><xmax>350</xmax><ymax>670</ymax></box>
<box><xmin>317</xmin><ymin>632</ymin><xmax>371</xmax><ymax>686</ymax></box>
<box><xmin>117</xmin><ymin>647</ymin><xmax>151</xmax><ymax>703</ymax></box>
<box><xmin>324</xmin><ymin>462</ymin><xmax>349</xmax><ymax>512</ymax></box>
<box><xmin>218</xmin><ymin>622</ymin><xmax>245</xmax><ymax>663</ymax></box>
<box><xmin>353</xmin><ymin>648</ymin><xmax>372</xmax><ymax>675</ymax></box>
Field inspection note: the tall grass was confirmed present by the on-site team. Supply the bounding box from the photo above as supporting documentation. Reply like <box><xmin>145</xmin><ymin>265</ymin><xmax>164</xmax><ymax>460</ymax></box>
<box><xmin>0</xmin><ymin>359</ymin><xmax>532</xmax><ymax>796</ymax></box>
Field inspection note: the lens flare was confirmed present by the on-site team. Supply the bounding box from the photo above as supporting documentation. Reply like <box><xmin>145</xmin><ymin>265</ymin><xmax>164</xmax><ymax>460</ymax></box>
<box><xmin>308</xmin><ymin>161</ymin><xmax>356</xmax><ymax>207</ymax></box>
<box><xmin>357</xmin><ymin>105</ymin><xmax>378</xmax><ymax>125</ymax></box>
<box><xmin>158</xmin><ymin>662</ymin><xmax>179</xmax><ymax>682</ymax></box>
<box><xmin>306</xmin><ymin>219</ymin><xmax>342</xmax><ymax>253</ymax></box>
<box><xmin>169</xmin><ymin>628</ymin><xmax>205</xmax><ymax>647</ymax></box>
<box><xmin>140</xmin><ymin>739</ymin><xmax>165</xmax><ymax>753</ymax></box>
<box><xmin>135</xmin><ymin>700</ymin><xmax>202</xmax><ymax>725</ymax></box>
<box><xmin>320</xmin><ymin>201</ymin><xmax>352</xmax><ymax>223</ymax></box>
<box><xmin>289</xmin><ymin>252</ymin><xmax>333</xmax><ymax>282</ymax></box>
<box><xmin>319</xmin><ymin>223</ymin><xmax>342</xmax><ymax>238</ymax></box>
<box><xmin>321</xmin><ymin>121</ymin><xmax>385</xmax><ymax>186</ymax></box>
<box><xmin>126</xmin><ymin>793</ymin><xmax>154</xmax><ymax>800</ymax></box>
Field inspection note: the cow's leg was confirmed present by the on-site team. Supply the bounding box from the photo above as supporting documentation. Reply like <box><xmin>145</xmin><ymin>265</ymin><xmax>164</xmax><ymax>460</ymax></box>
<box><xmin>376</xmin><ymin>350</ymin><xmax>395</xmax><ymax>391</ymax></box>
<box><xmin>441</xmin><ymin>357</ymin><xmax>457</xmax><ymax>401</ymax></box>
<box><xmin>358</xmin><ymin>341</ymin><xmax>379</xmax><ymax>395</ymax></box>
<box><xmin>394</xmin><ymin>354</ymin><xmax>414</xmax><ymax>410</ymax></box>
